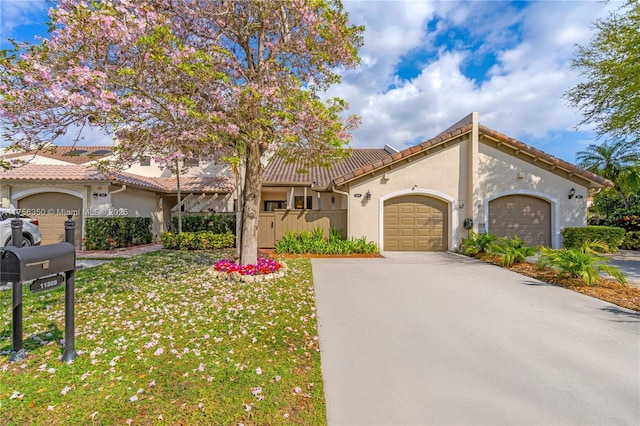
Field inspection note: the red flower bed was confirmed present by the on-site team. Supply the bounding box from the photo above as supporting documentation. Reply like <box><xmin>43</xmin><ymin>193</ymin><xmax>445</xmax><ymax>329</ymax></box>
<box><xmin>213</xmin><ymin>258</ymin><xmax>282</xmax><ymax>276</ymax></box>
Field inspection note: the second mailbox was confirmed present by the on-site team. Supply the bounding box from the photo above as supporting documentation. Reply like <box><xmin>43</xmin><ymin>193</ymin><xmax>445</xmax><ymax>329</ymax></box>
<box><xmin>0</xmin><ymin>242</ymin><xmax>76</xmax><ymax>283</ymax></box>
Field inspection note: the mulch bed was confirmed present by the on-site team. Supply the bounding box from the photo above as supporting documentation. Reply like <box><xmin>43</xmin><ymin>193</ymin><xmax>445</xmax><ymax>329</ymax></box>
<box><xmin>478</xmin><ymin>254</ymin><xmax>640</xmax><ymax>312</ymax></box>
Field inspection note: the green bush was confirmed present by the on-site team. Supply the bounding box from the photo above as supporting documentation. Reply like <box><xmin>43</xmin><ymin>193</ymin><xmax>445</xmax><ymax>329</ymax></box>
<box><xmin>487</xmin><ymin>235</ymin><xmax>538</xmax><ymax>267</ymax></box>
<box><xmin>539</xmin><ymin>240</ymin><xmax>626</xmax><ymax>286</ymax></box>
<box><xmin>620</xmin><ymin>231</ymin><xmax>640</xmax><ymax>250</ymax></box>
<box><xmin>160</xmin><ymin>231</ymin><xmax>235</xmax><ymax>250</ymax></box>
<box><xmin>84</xmin><ymin>217</ymin><xmax>153</xmax><ymax>250</ymax></box>
<box><xmin>561</xmin><ymin>226</ymin><xmax>625</xmax><ymax>252</ymax></box>
<box><xmin>171</xmin><ymin>214</ymin><xmax>236</xmax><ymax>234</ymax></box>
<box><xmin>274</xmin><ymin>228</ymin><xmax>378</xmax><ymax>255</ymax></box>
<box><xmin>461</xmin><ymin>231</ymin><xmax>497</xmax><ymax>256</ymax></box>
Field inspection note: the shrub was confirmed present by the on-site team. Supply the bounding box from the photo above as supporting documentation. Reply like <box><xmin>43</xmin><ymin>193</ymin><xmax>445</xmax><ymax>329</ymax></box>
<box><xmin>539</xmin><ymin>240</ymin><xmax>626</xmax><ymax>286</ymax></box>
<box><xmin>160</xmin><ymin>231</ymin><xmax>235</xmax><ymax>250</ymax></box>
<box><xmin>171</xmin><ymin>214</ymin><xmax>236</xmax><ymax>234</ymax></box>
<box><xmin>84</xmin><ymin>217</ymin><xmax>152</xmax><ymax>250</ymax></box>
<box><xmin>487</xmin><ymin>235</ymin><xmax>538</xmax><ymax>267</ymax></box>
<box><xmin>460</xmin><ymin>231</ymin><xmax>497</xmax><ymax>256</ymax></box>
<box><xmin>274</xmin><ymin>228</ymin><xmax>378</xmax><ymax>255</ymax></box>
<box><xmin>615</xmin><ymin>215</ymin><xmax>640</xmax><ymax>232</ymax></box>
<box><xmin>620</xmin><ymin>231</ymin><xmax>640</xmax><ymax>250</ymax></box>
<box><xmin>561</xmin><ymin>226</ymin><xmax>625</xmax><ymax>252</ymax></box>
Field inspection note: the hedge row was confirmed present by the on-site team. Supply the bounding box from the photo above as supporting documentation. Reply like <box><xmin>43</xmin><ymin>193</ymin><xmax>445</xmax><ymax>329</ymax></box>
<box><xmin>171</xmin><ymin>214</ymin><xmax>236</xmax><ymax>234</ymax></box>
<box><xmin>561</xmin><ymin>226</ymin><xmax>626</xmax><ymax>252</ymax></box>
<box><xmin>160</xmin><ymin>231</ymin><xmax>235</xmax><ymax>250</ymax></box>
<box><xmin>620</xmin><ymin>232</ymin><xmax>640</xmax><ymax>250</ymax></box>
<box><xmin>84</xmin><ymin>217</ymin><xmax>153</xmax><ymax>250</ymax></box>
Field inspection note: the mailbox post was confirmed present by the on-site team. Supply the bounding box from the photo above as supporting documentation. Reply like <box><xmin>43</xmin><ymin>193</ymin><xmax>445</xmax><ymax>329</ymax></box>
<box><xmin>9</xmin><ymin>219</ymin><xmax>26</xmax><ymax>362</ymax></box>
<box><xmin>62</xmin><ymin>214</ymin><xmax>78</xmax><ymax>363</ymax></box>
<box><xmin>1</xmin><ymin>216</ymin><xmax>78</xmax><ymax>363</ymax></box>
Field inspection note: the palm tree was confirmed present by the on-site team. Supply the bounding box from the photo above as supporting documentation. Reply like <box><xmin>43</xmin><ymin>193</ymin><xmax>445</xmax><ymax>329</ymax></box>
<box><xmin>577</xmin><ymin>139</ymin><xmax>640</xmax><ymax>211</ymax></box>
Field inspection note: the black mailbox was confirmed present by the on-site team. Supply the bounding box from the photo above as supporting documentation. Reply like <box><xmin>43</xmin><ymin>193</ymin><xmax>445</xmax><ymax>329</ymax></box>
<box><xmin>0</xmin><ymin>242</ymin><xmax>76</xmax><ymax>283</ymax></box>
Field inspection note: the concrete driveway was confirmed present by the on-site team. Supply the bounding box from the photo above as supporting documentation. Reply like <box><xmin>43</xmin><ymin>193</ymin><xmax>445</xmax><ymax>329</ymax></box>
<box><xmin>312</xmin><ymin>252</ymin><xmax>640</xmax><ymax>426</ymax></box>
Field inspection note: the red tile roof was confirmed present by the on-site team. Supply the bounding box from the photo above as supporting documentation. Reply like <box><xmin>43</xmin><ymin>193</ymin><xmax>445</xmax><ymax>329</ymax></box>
<box><xmin>1</xmin><ymin>146</ymin><xmax>115</xmax><ymax>164</ymax></box>
<box><xmin>263</xmin><ymin>149</ymin><xmax>392</xmax><ymax>189</ymax></box>
<box><xmin>0</xmin><ymin>164</ymin><xmax>236</xmax><ymax>193</ymax></box>
<box><xmin>331</xmin><ymin>122</ymin><xmax>613</xmax><ymax>188</ymax></box>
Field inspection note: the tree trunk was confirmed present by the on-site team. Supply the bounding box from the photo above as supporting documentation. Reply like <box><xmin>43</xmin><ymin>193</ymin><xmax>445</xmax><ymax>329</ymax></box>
<box><xmin>615</xmin><ymin>183</ymin><xmax>631</xmax><ymax>212</ymax></box>
<box><xmin>239</xmin><ymin>141</ymin><xmax>263</xmax><ymax>265</ymax></box>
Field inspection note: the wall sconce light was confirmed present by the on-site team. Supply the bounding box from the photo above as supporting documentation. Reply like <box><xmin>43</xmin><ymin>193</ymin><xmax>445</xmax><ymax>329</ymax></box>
<box><xmin>568</xmin><ymin>188</ymin><xmax>576</xmax><ymax>199</ymax></box>
<box><xmin>92</xmin><ymin>192</ymin><xmax>99</xmax><ymax>199</ymax></box>
<box><xmin>365</xmin><ymin>190</ymin><xmax>371</xmax><ymax>201</ymax></box>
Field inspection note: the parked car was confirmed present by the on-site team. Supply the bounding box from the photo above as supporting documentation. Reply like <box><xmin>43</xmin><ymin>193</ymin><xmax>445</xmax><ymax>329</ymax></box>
<box><xmin>0</xmin><ymin>208</ymin><xmax>43</xmax><ymax>247</ymax></box>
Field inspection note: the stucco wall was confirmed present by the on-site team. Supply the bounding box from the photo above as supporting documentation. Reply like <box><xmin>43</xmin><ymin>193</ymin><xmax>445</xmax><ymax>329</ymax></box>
<box><xmin>477</xmin><ymin>143</ymin><xmax>588</xmax><ymax>247</ymax></box>
<box><xmin>123</xmin><ymin>158</ymin><xmax>232</xmax><ymax>178</ymax></box>
<box><xmin>344</xmin><ymin>137</ymin><xmax>589</xmax><ymax>251</ymax></box>
<box><xmin>347</xmin><ymin>141</ymin><xmax>470</xmax><ymax>250</ymax></box>
<box><xmin>110</xmin><ymin>187</ymin><xmax>162</xmax><ymax>238</ymax></box>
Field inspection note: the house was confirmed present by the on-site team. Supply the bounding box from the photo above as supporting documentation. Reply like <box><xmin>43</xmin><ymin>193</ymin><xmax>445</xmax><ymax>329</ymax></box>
<box><xmin>1</xmin><ymin>112</ymin><xmax>611</xmax><ymax>251</ymax></box>
<box><xmin>258</xmin><ymin>113</ymin><xmax>611</xmax><ymax>250</ymax></box>
<box><xmin>0</xmin><ymin>146</ymin><xmax>237</xmax><ymax>247</ymax></box>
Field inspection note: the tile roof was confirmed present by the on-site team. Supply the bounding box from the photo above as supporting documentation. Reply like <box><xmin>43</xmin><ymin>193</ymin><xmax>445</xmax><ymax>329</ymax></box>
<box><xmin>0</xmin><ymin>164</ymin><xmax>236</xmax><ymax>193</ymax></box>
<box><xmin>263</xmin><ymin>149</ymin><xmax>392</xmax><ymax>189</ymax></box>
<box><xmin>0</xmin><ymin>163</ymin><xmax>111</xmax><ymax>181</ymax></box>
<box><xmin>478</xmin><ymin>125</ymin><xmax>613</xmax><ymax>187</ymax></box>
<box><xmin>1</xmin><ymin>146</ymin><xmax>115</xmax><ymax>164</ymax></box>
<box><xmin>331</xmin><ymin>121</ymin><xmax>613</xmax><ymax>188</ymax></box>
<box><xmin>332</xmin><ymin>123</ymin><xmax>474</xmax><ymax>186</ymax></box>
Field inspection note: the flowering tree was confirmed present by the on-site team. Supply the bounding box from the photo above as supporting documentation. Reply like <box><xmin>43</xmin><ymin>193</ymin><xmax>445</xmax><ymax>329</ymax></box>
<box><xmin>0</xmin><ymin>0</ymin><xmax>363</xmax><ymax>265</ymax></box>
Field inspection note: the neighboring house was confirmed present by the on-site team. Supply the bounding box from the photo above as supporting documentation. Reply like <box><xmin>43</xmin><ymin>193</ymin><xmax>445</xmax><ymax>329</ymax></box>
<box><xmin>0</xmin><ymin>146</ymin><xmax>237</xmax><ymax>247</ymax></box>
<box><xmin>258</xmin><ymin>112</ymin><xmax>612</xmax><ymax>250</ymax></box>
<box><xmin>1</xmin><ymin>112</ymin><xmax>612</xmax><ymax>251</ymax></box>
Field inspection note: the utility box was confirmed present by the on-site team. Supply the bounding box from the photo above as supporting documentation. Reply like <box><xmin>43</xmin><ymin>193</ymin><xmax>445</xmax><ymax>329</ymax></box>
<box><xmin>0</xmin><ymin>242</ymin><xmax>76</xmax><ymax>284</ymax></box>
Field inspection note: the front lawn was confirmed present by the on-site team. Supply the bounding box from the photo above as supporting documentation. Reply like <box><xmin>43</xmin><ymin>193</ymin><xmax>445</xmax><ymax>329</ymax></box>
<box><xmin>0</xmin><ymin>251</ymin><xmax>325</xmax><ymax>425</ymax></box>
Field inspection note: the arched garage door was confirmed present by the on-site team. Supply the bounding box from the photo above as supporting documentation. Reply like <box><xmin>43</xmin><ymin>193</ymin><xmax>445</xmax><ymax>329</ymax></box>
<box><xmin>19</xmin><ymin>193</ymin><xmax>83</xmax><ymax>247</ymax></box>
<box><xmin>384</xmin><ymin>195</ymin><xmax>448</xmax><ymax>251</ymax></box>
<box><xmin>488</xmin><ymin>195</ymin><xmax>551</xmax><ymax>247</ymax></box>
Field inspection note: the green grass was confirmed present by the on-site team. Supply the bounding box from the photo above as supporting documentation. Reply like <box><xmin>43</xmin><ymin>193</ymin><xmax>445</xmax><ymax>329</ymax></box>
<box><xmin>0</xmin><ymin>250</ymin><xmax>326</xmax><ymax>425</ymax></box>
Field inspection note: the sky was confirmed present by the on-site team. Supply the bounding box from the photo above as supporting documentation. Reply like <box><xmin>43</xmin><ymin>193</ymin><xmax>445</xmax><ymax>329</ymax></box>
<box><xmin>0</xmin><ymin>0</ymin><xmax>622</xmax><ymax>163</ymax></box>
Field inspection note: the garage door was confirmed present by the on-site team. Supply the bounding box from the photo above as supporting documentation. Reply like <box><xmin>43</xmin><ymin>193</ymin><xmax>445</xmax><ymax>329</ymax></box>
<box><xmin>384</xmin><ymin>195</ymin><xmax>447</xmax><ymax>251</ymax></box>
<box><xmin>488</xmin><ymin>195</ymin><xmax>551</xmax><ymax>247</ymax></box>
<box><xmin>19</xmin><ymin>193</ymin><xmax>83</xmax><ymax>248</ymax></box>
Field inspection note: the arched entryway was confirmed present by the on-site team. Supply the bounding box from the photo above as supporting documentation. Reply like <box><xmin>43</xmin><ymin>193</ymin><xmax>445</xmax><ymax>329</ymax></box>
<box><xmin>383</xmin><ymin>195</ymin><xmax>448</xmax><ymax>251</ymax></box>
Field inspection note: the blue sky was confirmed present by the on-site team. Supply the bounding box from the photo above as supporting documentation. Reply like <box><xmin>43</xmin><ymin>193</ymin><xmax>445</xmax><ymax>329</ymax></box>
<box><xmin>0</xmin><ymin>0</ymin><xmax>621</xmax><ymax>162</ymax></box>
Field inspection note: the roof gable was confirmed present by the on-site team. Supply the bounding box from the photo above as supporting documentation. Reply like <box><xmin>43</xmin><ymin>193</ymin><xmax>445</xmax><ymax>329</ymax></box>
<box><xmin>331</xmin><ymin>116</ymin><xmax>612</xmax><ymax>189</ymax></box>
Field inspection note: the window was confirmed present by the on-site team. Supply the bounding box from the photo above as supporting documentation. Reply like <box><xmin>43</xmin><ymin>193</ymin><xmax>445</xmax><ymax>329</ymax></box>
<box><xmin>264</xmin><ymin>201</ymin><xmax>287</xmax><ymax>211</ymax></box>
<box><xmin>140</xmin><ymin>156</ymin><xmax>151</xmax><ymax>166</ymax></box>
<box><xmin>183</xmin><ymin>159</ymin><xmax>199</xmax><ymax>167</ymax></box>
<box><xmin>294</xmin><ymin>196</ymin><xmax>312</xmax><ymax>210</ymax></box>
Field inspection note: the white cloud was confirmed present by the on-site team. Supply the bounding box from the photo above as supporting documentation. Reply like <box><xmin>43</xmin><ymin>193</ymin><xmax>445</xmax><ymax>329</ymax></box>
<box><xmin>337</xmin><ymin>0</ymin><xmax>619</xmax><ymax>161</ymax></box>
<box><xmin>0</xmin><ymin>0</ymin><xmax>49</xmax><ymax>42</ymax></box>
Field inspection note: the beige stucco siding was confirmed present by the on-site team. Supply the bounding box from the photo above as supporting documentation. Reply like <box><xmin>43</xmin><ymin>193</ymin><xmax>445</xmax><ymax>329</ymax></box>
<box><xmin>347</xmin><ymin>141</ymin><xmax>469</xmax><ymax>250</ymax></box>
<box><xmin>110</xmin><ymin>187</ymin><xmax>162</xmax><ymax>238</ymax></box>
<box><xmin>478</xmin><ymin>143</ymin><xmax>588</xmax><ymax>247</ymax></box>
